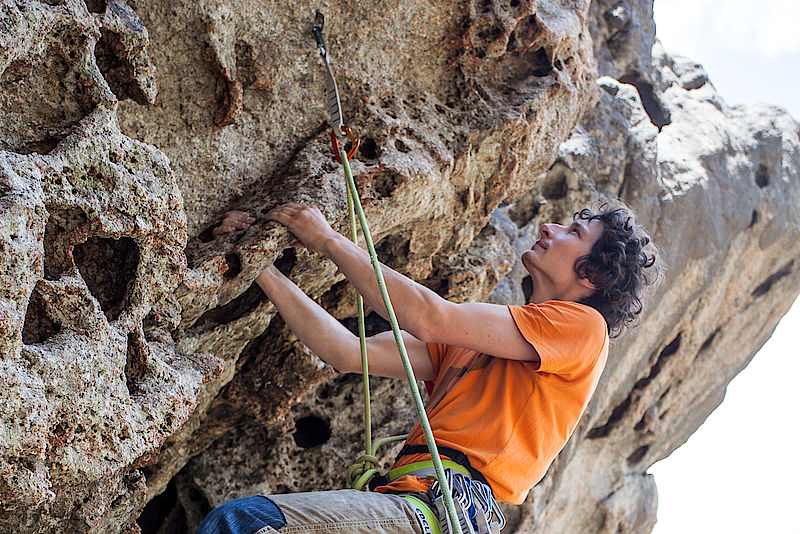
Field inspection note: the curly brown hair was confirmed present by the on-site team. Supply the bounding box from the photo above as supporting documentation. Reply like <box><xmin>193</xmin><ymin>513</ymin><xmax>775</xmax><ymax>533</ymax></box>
<box><xmin>574</xmin><ymin>202</ymin><xmax>659</xmax><ymax>337</ymax></box>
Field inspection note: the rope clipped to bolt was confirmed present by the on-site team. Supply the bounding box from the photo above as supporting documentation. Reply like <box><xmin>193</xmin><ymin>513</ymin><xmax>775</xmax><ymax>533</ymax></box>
<box><xmin>312</xmin><ymin>12</ymin><xmax>463</xmax><ymax>534</ymax></box>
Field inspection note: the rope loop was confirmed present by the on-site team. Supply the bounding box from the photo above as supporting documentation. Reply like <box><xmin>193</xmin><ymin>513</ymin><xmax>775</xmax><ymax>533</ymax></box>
<box><xmin>346</xmin><ymin>454</ymin><xmax>381</xmax><ymax>490</ymax></box>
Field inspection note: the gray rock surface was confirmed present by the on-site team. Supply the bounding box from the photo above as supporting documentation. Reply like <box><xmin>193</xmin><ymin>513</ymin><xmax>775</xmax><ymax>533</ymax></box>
<box><xmin>1</xmin><ymin>0</ymin><xmax>799</xmax><ymax>532</ymax></box>
<box><xmin>495</xmin><ymin>67</ymin><xmax>800</xmax><ymax>532</ymax></box>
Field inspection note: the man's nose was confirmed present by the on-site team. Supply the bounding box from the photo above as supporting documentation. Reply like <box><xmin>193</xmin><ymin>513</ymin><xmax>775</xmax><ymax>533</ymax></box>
<box><xmin>540</xmin><ymin>223</ymin><xmax>555</xmax><ymax>238</ymax></box>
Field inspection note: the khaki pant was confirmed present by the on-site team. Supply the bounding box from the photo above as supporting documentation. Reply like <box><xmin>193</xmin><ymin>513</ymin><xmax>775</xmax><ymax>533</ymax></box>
<box><xmin>196</xmin><ymin>489</ymin><xmax>430</xmax><ymax>534</ymax></box>
<box><xmin>267</xmin><ymin>489</ymin><xmax>427</xmax><ymax>533</ymax></box>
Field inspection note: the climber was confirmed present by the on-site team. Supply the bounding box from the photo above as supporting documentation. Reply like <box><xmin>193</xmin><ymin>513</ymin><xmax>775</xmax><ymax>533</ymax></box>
<box><xmin>196</xmin><ymin>200</ymin><xmax>657</xmax><ymax>534</ymax></box>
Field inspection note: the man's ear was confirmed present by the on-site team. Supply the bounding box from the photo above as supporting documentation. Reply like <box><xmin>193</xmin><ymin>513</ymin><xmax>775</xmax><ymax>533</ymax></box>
<box><xmin>577</xmin><ymin>275</ymin><xmax>597</xmax><ymax>291</ymax></box>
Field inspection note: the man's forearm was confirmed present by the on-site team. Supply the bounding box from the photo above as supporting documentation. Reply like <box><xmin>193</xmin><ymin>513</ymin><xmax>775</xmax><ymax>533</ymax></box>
<box><xmin>321</xmin><ymin>233</ymin><xmax>442</xmax><ymax>339</ymax></box>
<box><xmin>262</xmin><ymin>202</ymin><xmax>444</xmax><ymax>340</ymax></box>
<box><xmin>255</xmin><ymin>266</ymin><xmax>358</xmax><ymax>373</ymax></box>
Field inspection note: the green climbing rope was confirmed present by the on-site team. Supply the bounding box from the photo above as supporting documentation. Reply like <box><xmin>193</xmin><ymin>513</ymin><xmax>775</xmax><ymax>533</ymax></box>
<box><xmin>339</xmin><ymin>149</ymin><xmax>463</xmax><ymax>534</ymax></box>
<box><xmin>343</xmin><ymin>179</ymin><xmax>409</xmax><ymax>491</ymax></box>
<box><xmin>348</xmin><ymin>184</ymin><xmax>372</xmax><ymax>460</ymax></box>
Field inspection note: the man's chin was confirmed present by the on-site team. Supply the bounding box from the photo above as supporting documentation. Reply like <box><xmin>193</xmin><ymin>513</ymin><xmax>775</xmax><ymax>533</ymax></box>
<box><xmin>521</xmin><ymin>251</ymin><xmax>536</xmax><ymax>273</ymax></box>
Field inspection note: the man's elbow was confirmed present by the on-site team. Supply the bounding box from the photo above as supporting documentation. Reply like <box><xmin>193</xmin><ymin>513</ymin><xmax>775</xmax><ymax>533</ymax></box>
<box><xmin>319</xmin><ymin>338</ymin><xmax>360</xmax><ymax>374</ymax></box>
<box><xmin>408</xmin><ymin>296</ymin><xmax>449</xmax><ymax>342</ymax></box>
<box><xmin>330</xmin><ymin>362</ymin><xmax>354</xmax><ymax>374</ymax></box>
<box><xmin>326</xmin><ymin>355</ymin><xmax>358</xmax><ymax>375</ymax></box>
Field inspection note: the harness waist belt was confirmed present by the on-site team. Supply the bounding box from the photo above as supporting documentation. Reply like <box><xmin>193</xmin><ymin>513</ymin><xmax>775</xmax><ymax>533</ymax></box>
<box><xmin>388</xmin><ymin>460</ymin><xmax>472</xmax><ymax>483</ymax></box>
<box><xmin>394</xmin><ymin>444</ymin><xmax>490</xmax><ymax>488</ymax></box>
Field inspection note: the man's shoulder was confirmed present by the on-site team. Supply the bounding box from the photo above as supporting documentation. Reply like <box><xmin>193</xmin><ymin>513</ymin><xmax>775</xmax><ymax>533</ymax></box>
<box><xmin>507</xmin><ymin>300</ymin><xmax>607</xmax><ymax>376</ymax></box>
<box><xmin>511</xmin><ymin>300</ymin><xmax>608</xmax><ymax>349</ymax></box>
<box><xmin>517</xmin><ymin>299</ymin><xmax>605</xmax><ymax>325</ymax></box>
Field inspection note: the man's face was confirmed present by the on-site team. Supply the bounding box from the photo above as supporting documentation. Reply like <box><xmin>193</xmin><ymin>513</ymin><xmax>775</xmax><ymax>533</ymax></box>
<box><xmin>521</xmin><ymin>218</ymin><xmax>605</xmax><ymax>302</ymax></box>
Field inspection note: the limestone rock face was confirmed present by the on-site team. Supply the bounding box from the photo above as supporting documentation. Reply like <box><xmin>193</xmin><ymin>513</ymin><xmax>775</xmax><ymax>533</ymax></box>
<box><xmin>1</xmin><ymin>0</ymin><xmax>799</xmax><ymax>533</ymax></box>
<box><xmin>0</xmin><ymin>1</ymin><xmax>221</xmax><ymax>531</ymax></box>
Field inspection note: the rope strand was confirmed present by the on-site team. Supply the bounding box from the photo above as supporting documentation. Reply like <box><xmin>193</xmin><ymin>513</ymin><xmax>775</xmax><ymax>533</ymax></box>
<box><xmin>347</xmin><ymin>182</ymin><xmax>372</xmax><ymax>459</ymax></box>
<box><xmin>340</xmin><ymin>150</ymin><xmax>463</xmax><ymax>534</ymax></box>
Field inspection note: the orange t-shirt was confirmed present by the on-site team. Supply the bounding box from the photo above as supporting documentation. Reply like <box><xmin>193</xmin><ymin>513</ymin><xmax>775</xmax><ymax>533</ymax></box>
<box><xmin>373</xmin><ymin>300</ymin><xmax>609</xmax><ymax>504</ymax></box>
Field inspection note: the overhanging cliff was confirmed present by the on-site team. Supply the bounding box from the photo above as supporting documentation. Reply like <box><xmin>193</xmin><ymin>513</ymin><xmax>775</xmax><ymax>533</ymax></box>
<box><xmin>1</xmin><ymin>0</ymin><xmax>799</xmax><ymax>532</ymax></box>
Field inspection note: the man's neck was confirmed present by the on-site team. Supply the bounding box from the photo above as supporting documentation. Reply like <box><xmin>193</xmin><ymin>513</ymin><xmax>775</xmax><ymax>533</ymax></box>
<box><xmin>529</xmin><ymin>282</ymin><xmax>590</xmax><ymax>305</ymax></box>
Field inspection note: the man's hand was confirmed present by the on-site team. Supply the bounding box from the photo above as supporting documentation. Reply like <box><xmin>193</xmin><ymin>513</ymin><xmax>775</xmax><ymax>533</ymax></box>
<box><xmin>212</xmin><ymin>211</ymin><xmax>255</xmax><ymax>237</ymax></box>
<box><xmin>265</xmin><ymin>203</ymin><xmax>338</xmax><ymax>252</ymax></box>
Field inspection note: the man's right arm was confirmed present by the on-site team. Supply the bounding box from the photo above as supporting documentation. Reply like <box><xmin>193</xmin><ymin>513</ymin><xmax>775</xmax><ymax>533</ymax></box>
<box><xmin>256</xmin><ymin>265</ymin><xmax>435</xmax><ymax>381</ymax></box>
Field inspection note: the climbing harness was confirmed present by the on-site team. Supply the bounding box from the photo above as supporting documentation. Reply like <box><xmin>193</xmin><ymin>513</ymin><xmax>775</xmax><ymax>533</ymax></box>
<box><xmin>390</xmin><ymin>445</ymin><xmax>492</xmax><ymax>488</ymax></box>
<box><xmin>388</xmin><ymin>446</ymin><xmax>506</xmax><ymax>534</ymax></box>
<box><xmin>391</xmin><ymin>463</ymin><xmax>505</xmax><ymax>534</ymax></box>
<box><xmin>311</xmin><ymin>12</ymin><xmax>468</xmax><ymax>534</ymax></box>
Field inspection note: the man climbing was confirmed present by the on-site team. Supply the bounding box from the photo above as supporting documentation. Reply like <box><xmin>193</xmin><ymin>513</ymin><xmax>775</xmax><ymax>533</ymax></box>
<box><xmin>197</xmin><ymin>200</ymin><xmax>657</xmax><ymax>534</ymax></box>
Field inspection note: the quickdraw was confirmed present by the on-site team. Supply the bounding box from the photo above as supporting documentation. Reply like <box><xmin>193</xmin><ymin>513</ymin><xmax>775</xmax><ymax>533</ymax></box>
<box><xmin>312</xmin><ymin>12</ymin><xmax>360</xmax><ymax>163</ymax></box>
<box><xmin>311</xmin><ymin>13</ymin><xmax>464</xmax><ymax>534</ymax></box>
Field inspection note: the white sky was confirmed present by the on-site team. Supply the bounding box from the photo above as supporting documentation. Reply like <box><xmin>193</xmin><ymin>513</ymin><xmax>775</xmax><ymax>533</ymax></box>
<box><xmin>653</xmin><ymin>0</ymin><xmax>800</xmax><ymax>119</ymax></box>
<box><xmin>649</xmin><ymin>297</ymin><xmax>800</xmax><ymax>533</ymax></box>
<box><xmin>649</xmin><ymin>1</ymin><xmax>800</xmax><ymax>532</ymax></box>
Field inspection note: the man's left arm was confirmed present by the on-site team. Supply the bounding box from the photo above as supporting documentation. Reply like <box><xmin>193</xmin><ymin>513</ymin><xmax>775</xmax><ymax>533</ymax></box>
<box><xmin>266</xmin><ymin>203</ymin><xmax>540</xmax><ymax>364</ymax></box>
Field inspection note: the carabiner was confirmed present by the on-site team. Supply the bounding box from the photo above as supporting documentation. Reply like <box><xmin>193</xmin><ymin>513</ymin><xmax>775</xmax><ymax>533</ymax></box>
<box><xmin>330</xmin><ymin>130</ymin><xmax>360</xmax><ymax>164</ymax></box>
<box><xmin>311</xmin><ymin>11</ymin><xmax>326</xmax><ymax>55</ymax></box>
